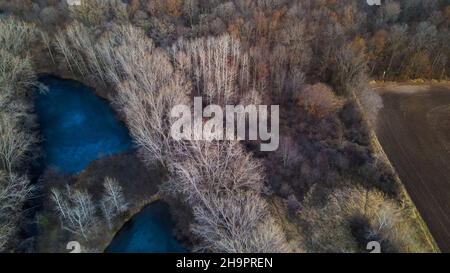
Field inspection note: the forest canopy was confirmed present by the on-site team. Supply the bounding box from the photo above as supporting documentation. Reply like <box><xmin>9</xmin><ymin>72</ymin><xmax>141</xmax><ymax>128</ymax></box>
<box><xmin>0</xmin><ymin>0</ymin><xmax>447</xmax><ymax>253</ymax></box>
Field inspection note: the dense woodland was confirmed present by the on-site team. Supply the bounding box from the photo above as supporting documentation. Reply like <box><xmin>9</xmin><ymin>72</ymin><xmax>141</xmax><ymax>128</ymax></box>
<box><xmin>0</xmin><ymin>0</ymin><xmax>448</xmax><ymax>252</ymax></box>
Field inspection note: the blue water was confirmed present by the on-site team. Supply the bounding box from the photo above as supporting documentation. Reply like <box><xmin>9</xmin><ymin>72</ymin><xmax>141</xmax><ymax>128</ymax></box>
<box><xmin>37</xmin><ymin>76</ymin><xmax>185</xmax><ymax>253</ymax></box>
<box><xmin>106</xmin><ymin>202</ymin><xmax>186</xmax><ymax>253</ymax></box>
<box><xmin>36</xmin><ymin>76</ymin><xmax>133</xmax><ymax>173</ymax></box>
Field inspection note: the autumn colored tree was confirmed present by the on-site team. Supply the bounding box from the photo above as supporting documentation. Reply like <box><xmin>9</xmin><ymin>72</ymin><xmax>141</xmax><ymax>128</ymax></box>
<box><xmin>297</xmin><ymin>83</ymin><xmax>342</xmax><ymax>118</ymax></box>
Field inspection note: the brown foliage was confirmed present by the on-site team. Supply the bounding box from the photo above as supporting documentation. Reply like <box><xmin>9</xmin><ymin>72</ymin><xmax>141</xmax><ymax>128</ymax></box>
<box><xmin>297</xmin><ymin>83</ymin><xmax>342</xmax><ymax>118</ymax></box>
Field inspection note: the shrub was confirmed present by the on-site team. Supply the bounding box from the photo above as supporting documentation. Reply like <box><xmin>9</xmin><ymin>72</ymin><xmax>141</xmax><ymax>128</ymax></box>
<box><xmin>297</xmin><ymin>83</ymin><xmax>343</xmax><ymax>118</ymax></box>
<box><xmin>299</xmin><ymin>186</ymin><xmax>425</xmax><ymax>252</ymax></box>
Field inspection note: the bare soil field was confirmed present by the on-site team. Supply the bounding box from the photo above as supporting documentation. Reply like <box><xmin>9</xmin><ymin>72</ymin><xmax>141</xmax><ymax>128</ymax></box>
<box><xmin>375</xmin><ymin>84</ymin><xmax>450</xmax><ymax>252</ymax></box>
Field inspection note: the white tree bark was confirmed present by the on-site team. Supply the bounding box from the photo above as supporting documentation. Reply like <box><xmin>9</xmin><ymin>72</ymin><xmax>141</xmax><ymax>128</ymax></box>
<box><xmin>51</xmin><ymin>186</ymin><xmax>98</xmax><ymax>239</ymax></box>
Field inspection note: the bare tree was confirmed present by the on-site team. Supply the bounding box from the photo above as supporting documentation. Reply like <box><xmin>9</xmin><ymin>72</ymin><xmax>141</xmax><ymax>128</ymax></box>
<box><xmin>0</xmin><ymin>17</ymin><xmax>35</xmax><ymax>56</ymax></box>
<box><xmin>171</xmin><ymin>34</ymin><xmax>250</xmax><ymax>105</ymax></box>
<box><xmin>102</xmin><ymin>177</ymin><xmax>127</xmax><ymax>213</ymax></box>
<box><xmin>0</xmin><ymin>113</ymin><xmax>37</xmax><ymax>173</ymax></box>
<box><xmin>0</xmin><ymin>172</ymin><xmax>34</xmax><ymax>251</ymax></box>
<box><xmin>0</xmin><ymin>49</ymin><xmax>36</xmax><ymax>98</ymax></box>
<box><xmin>406</xmin><ymin>21</ymin><xmax>438</xmax><ymax>78</ymax></box>
<box><xmin>40</xmin><ymin>31</ymin><xmax>55</xmax><ymax>64</ymax></box>
<box><xmin>54</xmin><ymin>22</ymin><xmax>93</xmax><ymax>77</ymax></box>
<box><xmin>191</xmin><ymin>192</ymin><xmax>289</xmax><ymax>253</ymax></box>
<box><xmin>163</xmin><ymin>141</ymin><xmax>265</xmax><ymax>202</ymax></box>
<box><xmin>385</xmin><ymin>24</ymin><xmax>408</xmax><ymax>79</ymax></box>
<box><xmin>334</xmin><ymin>44</ymin><xmax>368</xmax><ymax>94</ymax></box>
<box><xmin>116</xmin><ymin>70</ymin><xmax>190</xmax><ymax>166</ymax></box>
<box><xmin>0</xmin><ymin>16</ymin><xmax>37</xmax><ymax>252</ymax></box>
<box><xmin>50</xmin><ymin>186</ymin><xmax>98</xmax><ymax>239</ymax></box>
<box><xmin>163</xmin><ymin>141</ymin><xmax>290</xmax><ymax>253</ymax></box>
<box><xmin>100</xmin><ymin>177</ymin><xmax>128</xmax><ymax>229</ymax></box>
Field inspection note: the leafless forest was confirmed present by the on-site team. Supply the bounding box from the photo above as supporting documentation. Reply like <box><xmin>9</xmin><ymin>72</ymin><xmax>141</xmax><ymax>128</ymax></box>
<box><xmin>0</xmin><ymin>0</ymin><xmax>449</xmax><ymax>253</ymax></box>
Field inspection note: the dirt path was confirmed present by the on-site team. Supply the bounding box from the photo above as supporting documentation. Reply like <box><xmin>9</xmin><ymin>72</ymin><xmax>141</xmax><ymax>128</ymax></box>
<box><xmin>375</xmin><ymin>84</ymin><xmax>450</xmax><ymax>252</ymax></box>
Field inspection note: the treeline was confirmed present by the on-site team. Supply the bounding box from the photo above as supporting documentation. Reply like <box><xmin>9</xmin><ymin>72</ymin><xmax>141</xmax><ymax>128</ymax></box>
<box><xmin>1</xmin><ymin>0</ymin><xmax>448</xmax><ymax>83</ymax></box>
<box><xmin>0</xmin><ymin>17</ymin><xmax>39</xmax><ymax>252</ymax></box>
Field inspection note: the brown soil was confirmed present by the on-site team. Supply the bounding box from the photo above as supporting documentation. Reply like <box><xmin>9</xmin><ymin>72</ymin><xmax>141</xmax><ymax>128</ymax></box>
<box><xmin>376</xmin><ymin>84</ymin><xmax>450</xmax><ymax>252</ymax></box>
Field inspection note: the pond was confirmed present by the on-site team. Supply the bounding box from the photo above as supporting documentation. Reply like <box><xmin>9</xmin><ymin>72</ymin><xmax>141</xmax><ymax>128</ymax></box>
<box><xmin>106</xmin><ymin>201</ymin><xmax>186</xmax><ymax>253</ymax></box>
<box><xmin>36</xmin><ymin>76</ymin><xmax>133</xmax><ymax>174</ymax></box>
<box><xmin>36</xmin><ymin>76</ymin><xmax>185</xmax><ymax>253</ymax></box>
